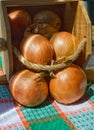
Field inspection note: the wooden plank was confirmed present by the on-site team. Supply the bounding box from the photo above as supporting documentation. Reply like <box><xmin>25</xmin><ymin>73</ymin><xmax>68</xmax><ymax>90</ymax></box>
<box><xmin>92</xmin><ymin>25</ymin><xmax>94</xmax><ymax>43</ymax></box>
<box><xmin>0</xmin><ymin>0</ymin><xmax>81</xmax><ymax>9</ymax></box>
<box><xmin>0</xmin><ymin>75</ymin><xmax>8</xmax><ymax>84</ymax></box>
<box><xmin>72</xmin><ymin>1</ymin><xmax>92</xmax><ymax>67</ymax></box>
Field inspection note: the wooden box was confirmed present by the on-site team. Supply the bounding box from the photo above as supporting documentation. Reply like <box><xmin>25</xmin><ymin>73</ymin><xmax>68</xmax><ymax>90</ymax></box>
<box><xmin>0</xmin><ymin>0</ymin><xmax>92</xmax><ymax>84</ymax></box>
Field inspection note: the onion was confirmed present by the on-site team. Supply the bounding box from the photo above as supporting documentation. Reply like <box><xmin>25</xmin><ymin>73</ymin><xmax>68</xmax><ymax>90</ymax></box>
<box><xmin>8</xmin><ymin>9</ymin><xmax>32</xmax><ymax>40</ymax></box>
<box><xmin>33</xmin><ymin>10</ymin><xmax>62</xmax><ymax>31</ymax></box>
<box><xmin>24</xmin><ymin>23</ymin><xmax>58</xmax><ymax>40</ymax></box>
<box><xmin>20</xmin><ymin>34</ymin><xmax>54</xmax><ymax>65</ymax></box>
<box><xmin>9</xmin><ymin>69</ymin><xmax>48</xmax><ymax>107</ymax></box>
<box><xmin>49</xmin><ymin>64</ymin><xmax>87</xmax><ymax>104</ymax></box>
<box><xmin>50</xmin><ymin>32</ymin><xmax>80</xmax><ymax>60</ymax></box>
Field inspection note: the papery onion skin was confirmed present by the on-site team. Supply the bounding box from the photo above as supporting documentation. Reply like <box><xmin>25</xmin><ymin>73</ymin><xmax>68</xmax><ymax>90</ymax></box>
<box><xmin>49</xmin><ymin>64</ymin><xmax>87</xmax><ymax>104</ymax></box>
<box><xmin>50</xmin><ymin>32</ymin><xmax>80</xmax><ymax>60</ymax></box>
<box><xmin>8</xmin><ymin>9</ymin><xmax>32</xmax><ymax>40</ymax></box>
<box><xmin>9</xmin><ymin>69</ymin><xmax>48</xmax><ymax>107</ymax></box>
<box><xmin>33</xmin><ymin>10</ymin><xmax>62</xmax><ymax>31</ymax></box>
<box><xmin>20</xmin><ymin>34</ymin><xmax>54</xmax><ymax>65</ymax></box>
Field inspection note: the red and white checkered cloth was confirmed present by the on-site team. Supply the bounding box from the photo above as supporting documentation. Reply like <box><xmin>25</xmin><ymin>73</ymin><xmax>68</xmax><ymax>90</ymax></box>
<box><xmin>0</xmin><ymin>83</ymin><xmax>94</xmax><ymax>130</ymax></box>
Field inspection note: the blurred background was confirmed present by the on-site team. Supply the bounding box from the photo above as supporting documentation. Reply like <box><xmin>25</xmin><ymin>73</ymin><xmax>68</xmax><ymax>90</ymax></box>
<box><xmin>0</xmin><ymin>53</ymin><xmax>2</xmax><ymax>68</ymax></box>
<box><xmin>83</xmin><ymin>0</ymin><xmax>94</xmax><ymax>25</ymax></box>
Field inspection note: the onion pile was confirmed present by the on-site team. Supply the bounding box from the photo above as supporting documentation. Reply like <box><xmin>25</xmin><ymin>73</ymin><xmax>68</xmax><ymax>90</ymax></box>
<box><xmin>8</xmin><ymin>9</ymin><xmax>32</xmax><ymax>40</ymax></box>
<box><xmin>50</xmin><ymin>31</ymin><xmax>80</xmax><ymax>61</ymax></box>
<box><xmin>49</xmin><ymin>64</ymin><xmax>87</xmax><ymax>104</ymax></box>
<box><xmin>9</xmin><ymin>69</ymin><xmax>48</xmax><ymax>107</ymax></box>
<box><xmin>20</xmin><ymin>34</ymin><xmax>54</xmax><ymax>65</ymax></box>
<box><xmin>8</xmin><ymin>8</ymin><xmax>87</xmax><ymax>107</ymax></box>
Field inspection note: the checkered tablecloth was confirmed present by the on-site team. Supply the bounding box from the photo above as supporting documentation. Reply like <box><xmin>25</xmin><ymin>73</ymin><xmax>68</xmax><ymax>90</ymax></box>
<box><xmin>0</xmin><ymin>83</ymin><xmax>94</xmax><ymax>130</ymax></box>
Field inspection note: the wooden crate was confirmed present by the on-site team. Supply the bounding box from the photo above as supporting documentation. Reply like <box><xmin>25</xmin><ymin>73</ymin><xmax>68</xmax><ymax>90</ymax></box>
<box><xmin>0</xmin><ymin>0</ymin><xmax>92</xmax><ymax>83</ymax></box>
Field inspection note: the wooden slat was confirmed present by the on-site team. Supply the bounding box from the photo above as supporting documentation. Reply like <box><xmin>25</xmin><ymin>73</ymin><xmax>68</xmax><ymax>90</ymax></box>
<box><xmin>72</xmin><ymin>1</ymin><xmax>92</xmax><ymax>66</ymax></box>
<box><xmin>0</xmin><ymin>0</ymin><xmax>79</xmax><ymax>5</ymax></box>
<box><xmin>0</xmin><ymin>75</ymin><xmax>8</xmax><ymax>84</ymax></box>
<box><xmin>92</xmin><ymin>25</ymin><xmax>94</xmax><ymax>42</ymax></box>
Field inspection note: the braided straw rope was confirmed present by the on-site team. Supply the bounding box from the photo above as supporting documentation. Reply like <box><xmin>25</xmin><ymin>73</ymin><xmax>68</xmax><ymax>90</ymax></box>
<box><xmin>13</xmin><ymin>38</ymin><xmax>86</xmax><ymax>72</ymax></box>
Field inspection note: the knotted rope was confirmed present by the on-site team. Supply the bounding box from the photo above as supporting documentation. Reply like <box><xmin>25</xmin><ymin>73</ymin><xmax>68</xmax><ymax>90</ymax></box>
<box><xmin>13</xmin><ymin>37</ymin><xmax>86</xmax><ymax>73</ymax></box>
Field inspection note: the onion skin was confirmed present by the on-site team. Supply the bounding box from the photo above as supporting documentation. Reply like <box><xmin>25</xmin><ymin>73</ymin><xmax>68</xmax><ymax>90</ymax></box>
<box><xmin>8</xmin><ymin>9</ymin><xmax>32</xmax><ymax>40</ymax></box>
<box><xmin>33</xmin><ymin>10</ymin><xmax>62</xmax><ymax>31</ymax></box>
<box><xmin>49</xmin><ymin>64</ymin><xmax>87</xmax><ymax>104</ymax></box>
<box><xmin>9</xmin><ymin>69</ymin><xmax>48</xmax><ymax>107</ymax></box>
<box><xmin>20</xmin><ymin>34</ymin><xmax>54</xmax><ymax>65</ymax></box>
<box><xmin>50</xmin><ymin>32</ymin><xmax>80</xmax><ymax>60</ymax></box>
